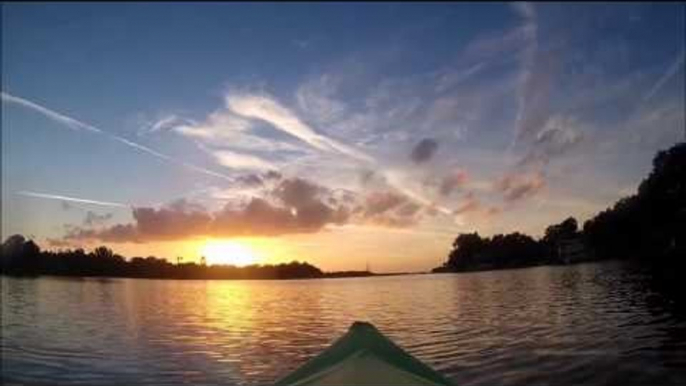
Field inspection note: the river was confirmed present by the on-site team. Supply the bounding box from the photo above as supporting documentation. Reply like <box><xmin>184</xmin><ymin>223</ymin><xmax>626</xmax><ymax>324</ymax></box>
<box><xmin>2</xmin><ymin>261</ymin><xmax>685</xmax><ymax>385</ymax></box>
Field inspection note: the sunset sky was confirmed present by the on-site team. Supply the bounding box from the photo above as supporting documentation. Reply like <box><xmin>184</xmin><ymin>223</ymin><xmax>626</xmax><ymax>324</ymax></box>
<box><xmin>2</xmin><ymin>3</ymin><xmax>684</xmax><ymax>272</ymax></box>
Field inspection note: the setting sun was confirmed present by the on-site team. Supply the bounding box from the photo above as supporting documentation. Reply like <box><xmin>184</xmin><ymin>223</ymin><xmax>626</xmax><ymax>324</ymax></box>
<box><xmin>201</xmin><ymin>241</ymin><xmax>259</xmax><ymax>267</ymax></box>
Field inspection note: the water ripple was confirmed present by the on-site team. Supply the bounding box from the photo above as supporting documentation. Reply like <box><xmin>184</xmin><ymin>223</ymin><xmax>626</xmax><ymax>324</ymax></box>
<box><xmin>2</xmin><ymin>261</ymin><xmax>686</xmax><ymax>385</ymax></box>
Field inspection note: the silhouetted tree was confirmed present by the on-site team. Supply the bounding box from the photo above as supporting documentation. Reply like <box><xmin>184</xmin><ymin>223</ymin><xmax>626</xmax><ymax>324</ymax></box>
<box><xmin>439</xmin><ymin>231</ymin><xmax>546</xmax><ymax>272</ymax></box>
<box><xmin>436</xmin><ymin>142</ymin><xmax>685</xmax><ymax>275</ymax></box>
<box><xmin>1</xmin><ymin>237</ymin><xmax>327</xmax><ymax>280</ymax></box>
<box><xmin>584</xmin><ymin>142</ymin><xmax>685</xmax><ymax>264</ymax></box>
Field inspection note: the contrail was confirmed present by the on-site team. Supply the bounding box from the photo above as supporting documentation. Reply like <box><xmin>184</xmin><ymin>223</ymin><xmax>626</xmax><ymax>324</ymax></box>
<box><xmin>1</xmin><ymin>92</ymin><xmax>101</xmax><ymax>133</ymax></box>
<box><xmin>1</xmin><ymin>91</ymin><xmax>235</xmax><ymax>182</ymax></box>
<box><xmin>16</xmin><ymin>191</ymin><xmax>129</xmax><ymax>208</ymax></box>
<box><xmin>643</xmin><ymin>50</ymin><xmax>685</xmax><ymax>102</ymax></box>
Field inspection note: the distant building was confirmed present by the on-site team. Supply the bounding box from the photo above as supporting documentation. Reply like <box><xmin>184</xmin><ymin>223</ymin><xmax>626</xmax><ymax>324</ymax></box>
<box><xmin>556</xmin><ymin>236</ymin><xmax>586</xmax><ymax>264</ymax></box>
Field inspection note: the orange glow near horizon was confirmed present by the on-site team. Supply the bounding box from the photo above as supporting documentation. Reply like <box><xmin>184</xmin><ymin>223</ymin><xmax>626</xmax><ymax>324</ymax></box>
<box><xmin>201</xmin><ymin>240</ymin><xmax>260</xmax><ymax>267</ymax></box>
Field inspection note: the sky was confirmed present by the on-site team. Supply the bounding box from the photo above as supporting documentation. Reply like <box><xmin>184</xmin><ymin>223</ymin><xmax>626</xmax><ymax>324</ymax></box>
<box><xmin>2</xmin><ymin>3</ymin><xmax>685</xmax><ymax>272</ymax></box>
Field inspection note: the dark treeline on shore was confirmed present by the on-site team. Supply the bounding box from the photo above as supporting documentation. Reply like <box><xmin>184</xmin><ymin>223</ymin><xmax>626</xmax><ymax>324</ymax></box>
<box><xmin>0</xmin><ymin>240</ymin><xmax>361</xmax><ymax>280</ymax></box>
<box><xmin>434</xmin><ymin>142</ymin><xmax>685</xmax><ymax>277</ymax></box>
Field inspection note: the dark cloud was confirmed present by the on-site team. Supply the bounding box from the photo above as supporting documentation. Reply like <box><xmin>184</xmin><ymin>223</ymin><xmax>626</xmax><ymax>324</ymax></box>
<box><xmin>274</xmin><ymin>178</ymin><xmax>323</xmax><ymax>208</ymax></box>
<box><xmin>83</xmin><ymin>211</ymin><xmax>114</xmax><ymax>227</ymax></box>
<box><xmin>264</xmin><ymin>170</ymin><xmax>282</xmax><ymax>180</ymax></box>
<box><xmin>211</xmin><ymin>197</ymin><xmax>347</xmax><ymax>236</ymax></box>
<box><xmin>65</xmin><ymin>224</ymin><xmax>140</xmax><ymax>243</ymax></box>
<box><xmin>495</xmin><ymin>171</ymin><xmax>546</xmax><ymax>201</ymax></box>
<box><xmin>132</xmin><ymin>203</ymin><xmax>212</xmax><ymax>240</ymax></box>
<box><xmin>60</xmin><ymin>178</ymin><xmax>352</xmax><ymax>243</ymax></box>
<box><xmin>238</xmin><ymin>174</ymin><xmax>264</xmax><ymax>186</ymax></box>
<box><xmin>358</xmin><ymin>191</ymin><xmax>421</xmax><ymax>228</ymax></box>
<box><xmin>410</xmin><ymin>138</ymin><xmax>439</xmax><ymax>164</ymax></box>
<box><xmin>58</xmin><ymin>176</ymin><xmax>443</xmax><ymax>243</ymax></box>
<box><xmin>519</xmin><ymin>119</ymin><xmax>584</xmax><ymax>167</ymax></box>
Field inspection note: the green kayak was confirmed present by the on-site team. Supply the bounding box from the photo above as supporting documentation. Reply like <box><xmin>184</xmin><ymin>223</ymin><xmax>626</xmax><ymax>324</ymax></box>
<box><xmin>275</xmin><ymin>321</ymin><xmax>453</xmax><ymax>386</ymax></box>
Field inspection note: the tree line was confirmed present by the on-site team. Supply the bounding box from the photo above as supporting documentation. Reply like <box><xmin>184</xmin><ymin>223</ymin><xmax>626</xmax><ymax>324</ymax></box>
<box><xmin>435</xmin><ymin>142</ymin><xmax>685</xmax><ymax>275</ymax></box>
<box><xmin>0</xmin><ymin>240</ymin><xmax>326</xmax><ymax>280</ymax></box>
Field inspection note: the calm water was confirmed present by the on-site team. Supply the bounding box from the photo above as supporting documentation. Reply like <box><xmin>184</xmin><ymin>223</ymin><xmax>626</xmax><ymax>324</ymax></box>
<box><xmin>2</xmin><ymin>261</ymin><xmax>685</xmax><ymax>385</ymax></box>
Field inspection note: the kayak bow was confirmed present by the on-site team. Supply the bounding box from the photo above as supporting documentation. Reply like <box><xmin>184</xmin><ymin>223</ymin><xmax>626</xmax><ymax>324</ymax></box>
<box><xmin>275</xmin><ymin>321</ymin><xmax>453</xmax><ymax>386</ymax></box>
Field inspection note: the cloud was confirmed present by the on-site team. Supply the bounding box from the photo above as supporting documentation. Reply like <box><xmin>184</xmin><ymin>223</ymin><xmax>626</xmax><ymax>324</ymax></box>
<box><xmin>168</xmin><ymin>91</ymin><xmax>369</xmax><ymax>175</ymax></box>
<box><xmin>227</xmin><ymin>93</ymin><xmax>374</xmax><ymax>162</ymax></box>
<box><xmin>410</xmin><ymin>138</ymin><xmax>439</xmax><ymax>163</ymax></box>
<box><xmin>439</xmin><ymin>169</ymin><xmax>469</xmax><ymax>196</ymax></box>
<box><xmin>273</xmin><ymin>178</ymin><xmax>323</xmax><ymax>208</ymax></box>
<box><xmin>519</xmin><ymin>116</ymin><xmax>584</xmax><ymax>167</ymax></box>
<box><xmin>83</xmin><ymin>211</ymin><xmax>114</xmax><ymax>227</ymax></box>
<box><xmin>514</xmin><ymin>51</ymin><xmax>556</xmax><ymax>143</ymax></box>
<box><xmin>173</xmin><ymin>110</ymin><xmax>252</xmax><ymax>139</ymax></box>
<box><xmin>65</xmin><ymin>224</ymin><xmax>140</xmax><ymax>243</ymax></box>
<box><xmin>495</xmin><ymin>171</ymin><xmax>546</xmax><ymax>202</ymax></box>
<box><xmin>511</xmin><ymin>2</ymin><xmax>536</xmax><ymax>20</ymax></box>
<box><xmin>139</xmin><ymin>115</ymin><xmax>196</xmax><ymax>136</ymax></box>
<box><xmin>132</xmin><ymin>201</ymin><xmax>213</xmax><ymax>240</ymax></box>
<box><xmin>356</xmin><ymin>191</ymin><xmax>422</xmax><ymax>228</ymax></box>
<box><xmin>362</xmin><ymin>191</ymin><xmax>408</xmax><ymax>217</ymax></box>
<box><xmin>453</xmin><ymin>192</ymin><xmax>481</xmax><ymax>215</ymax></box>
<box><xmin>296</xmin><ymin>74</ymin><xmax>347</xmax><ymax>124</ymax></box>
<box><xmin>16</xmin><ymin>191</ymin><xmax>129</xmax><ymax>208</ymax></box>
<box><xmin>212</xmin><ymin>149</ymin><xmax>278</xmax><ymax>171</ymax></box>
<box><xmin>58</xmin><ymin>175</ymin><xmax>449</xmax><ymax>243</ymax></box>
<box><xmin>46</xmin><ymin>238</ymin><xmax>74</xmax><ymax>248</ymax></box>
<box><xmin>382</xmin><ymin>170</ymin><xmax>453</xmax><ymax>215</ymax></box>
<box><xmin>60</xmin><ymin>178</ymin><xmax>353</xmax><ymax>242</ymax></box>
<box><xmin>508</xmin><ymin>2</ymin><xmax>559</xmax><ymax>146</ymax></box>
<box><xmin>175</xmin><ymin>111</ymin><xmax>305</xmax><ymax>155</ymax></box>
<box><xmin>435</xmin><ymin>62</ymin><xmax>486</xmax><ymax>93</ymax></box>
<box><xmin>2</xmin><ymin>92</ymin><xmax>236</xmax><ymax>182</ymax></box>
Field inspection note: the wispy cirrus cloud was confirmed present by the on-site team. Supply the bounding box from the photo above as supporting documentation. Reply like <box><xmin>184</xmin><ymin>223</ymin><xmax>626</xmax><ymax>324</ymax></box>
<box><xmin>211</xmin><ymin>149</ymin><xmax>278</xmax><ymax>171</ymax></box>
<box><xmin>168</xmin><ymin>90</ymin><xmax>456</xmax><ymax>222</ymax></box>
<box><xmin>138</xmin><ymin>114</ymin><xmax>197</xmax><ymax>136</ymax></box>
<box><xmin>1</xmin><ymin>92</ymin><xmax>236</xmax><ymax>182</ymax></box>
<box><xmin>228</xmin><ymin>93</ymin><xmax>375</xmax><ymax>163</ymax></box>
<box><xmin>173</xmin><ymin>108</ymin><xmax>305</xmax><ymax>153</ymax></box>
